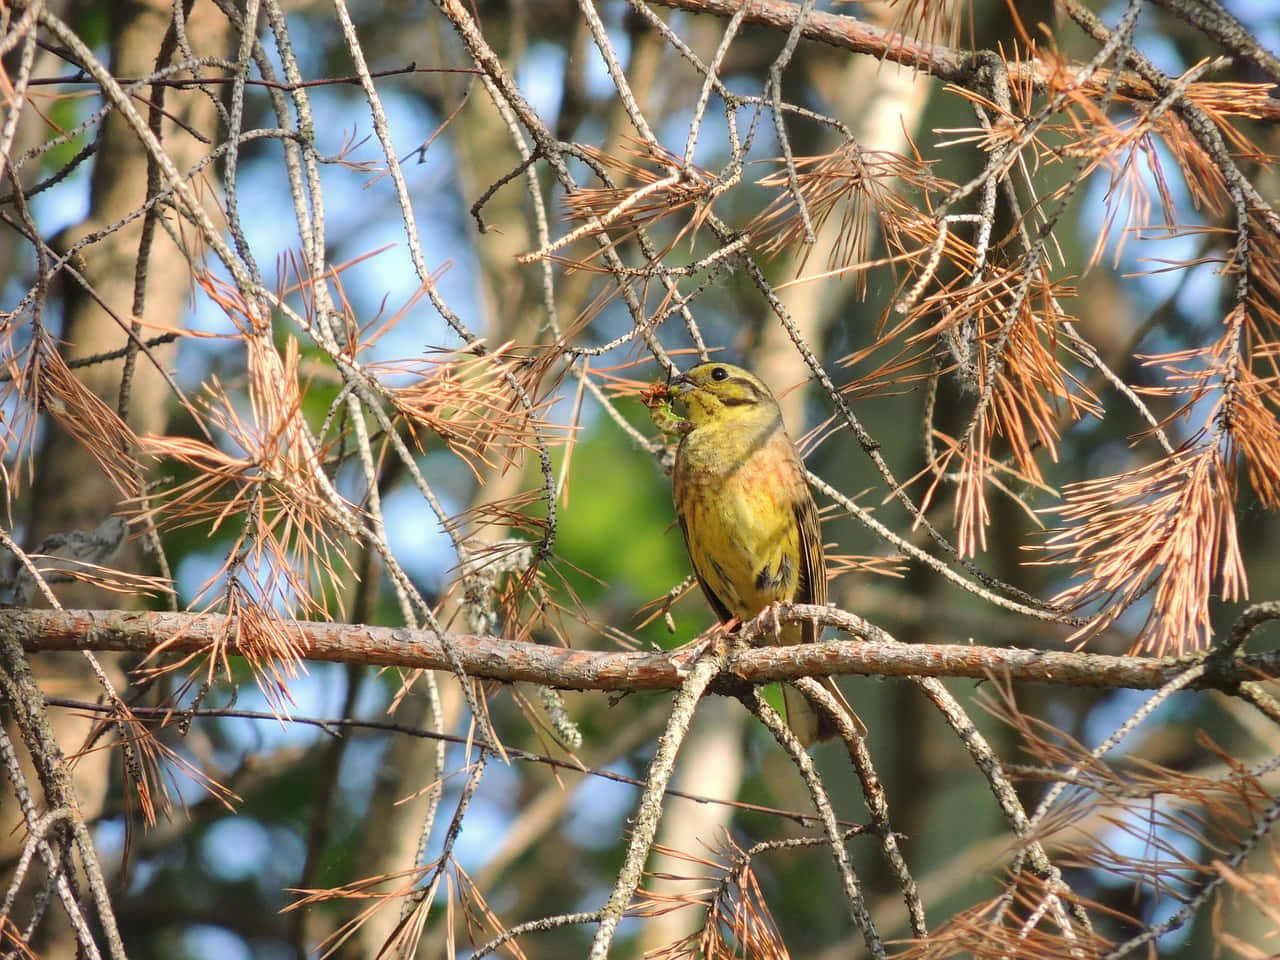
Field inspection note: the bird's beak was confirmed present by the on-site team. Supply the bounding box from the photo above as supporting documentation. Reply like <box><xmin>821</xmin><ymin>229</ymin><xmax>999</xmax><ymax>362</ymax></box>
<box><xmin>669</xmin><ymin>372</ymin><xmax>694</xmax><ymax>394</ymax></box>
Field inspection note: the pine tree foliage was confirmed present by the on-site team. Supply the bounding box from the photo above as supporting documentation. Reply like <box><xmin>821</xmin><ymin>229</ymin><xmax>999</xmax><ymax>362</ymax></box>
<box><xmin>2</xmin><ymin>0</ymin><xmax>1280</xmax><ymax>957</ymax></box>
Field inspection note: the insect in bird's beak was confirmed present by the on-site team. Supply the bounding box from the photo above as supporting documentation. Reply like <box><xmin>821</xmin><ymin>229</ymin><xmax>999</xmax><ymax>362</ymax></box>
<box><xmin>668</xmin><ymin>372</ymin><xmax>694</xmax><ymax>394</ymax></box>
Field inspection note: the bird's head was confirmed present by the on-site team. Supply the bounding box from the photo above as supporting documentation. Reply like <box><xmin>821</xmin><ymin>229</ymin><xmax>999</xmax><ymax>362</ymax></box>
<box><xmin>671</xmin><ymin>362</ymin><xmax>780</xmax><ymax>428</ymax></box>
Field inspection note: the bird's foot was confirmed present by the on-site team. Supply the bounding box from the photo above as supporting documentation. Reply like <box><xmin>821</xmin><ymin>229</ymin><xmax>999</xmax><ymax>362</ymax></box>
<box><xmin>764</xmin><ymin>601</ymin><xmax>786</xmax><ymax>645</ymax></box>
<box><xmin>671</xmin><ymin>619</ymin><xmax>739</xmax><ymax>676</ymax></box>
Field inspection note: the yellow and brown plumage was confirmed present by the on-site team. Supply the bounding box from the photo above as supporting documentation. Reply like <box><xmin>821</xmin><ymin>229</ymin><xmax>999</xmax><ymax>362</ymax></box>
<box><xmin>653</xmin><ymin>362</ymin><xmax>858</xmax><ymax>747</ymax></box>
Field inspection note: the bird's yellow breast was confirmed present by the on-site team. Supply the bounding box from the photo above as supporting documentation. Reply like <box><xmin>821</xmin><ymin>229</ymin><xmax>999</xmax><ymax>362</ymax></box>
<box><xmin>674</xmin><ymin>420</ymin><xmax>803</xmax><ymax>620</ymax></box>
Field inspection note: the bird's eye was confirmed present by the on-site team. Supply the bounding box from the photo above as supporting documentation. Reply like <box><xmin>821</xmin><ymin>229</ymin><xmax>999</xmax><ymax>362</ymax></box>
<box><xmin>710</xmin><ymin>367</ymin><xmax>728</xmax><ymax>381</ymax></box>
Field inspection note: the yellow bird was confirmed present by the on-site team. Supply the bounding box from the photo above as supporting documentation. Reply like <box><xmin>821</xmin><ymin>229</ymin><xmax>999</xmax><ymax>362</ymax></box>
<box><xmin>649</xmin><ymin>362</ymin><xmax>860</xmax><ymax>747</ymax></box>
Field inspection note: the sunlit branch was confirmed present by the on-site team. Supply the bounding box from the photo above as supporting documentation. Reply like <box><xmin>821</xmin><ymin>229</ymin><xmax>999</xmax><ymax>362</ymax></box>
<box><xmin>9</xmin><ymin>606</ymin><xmax>1278</xmax><ymax>693</ymax></box>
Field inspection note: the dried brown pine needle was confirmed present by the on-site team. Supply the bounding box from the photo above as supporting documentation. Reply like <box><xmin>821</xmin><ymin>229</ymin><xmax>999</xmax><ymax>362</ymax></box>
<box><xmin>137</xmin><ymin>332</ymin><xmax>354</xmax><ymax>620</ymax></box>
<box><xmin>436</xmin><ymin>495</ymin><xmax>606</xmax><ymax>648</ymax></box>
<box><xmin>748</xmin><ymin>142</ymin><xmax>948</xmax><ymax>298</ymax></box>
<box><xmin>944</xmin><ymin>48</ymin><xmax>1273</xmax><ymax>270</ymax></box>
<box><xmin>381</xmin><ymin>343</ymin><xmax>567</xmax><ymax>482</ymax></box>
<box><xmin>133</xmin><ymin>328</ymin><xmax>352</xmax><ymax>704</ymax></box>
<box><xmin>881</xmin><ymin>0</ymin><xmax>972</xmax><ymax>51</ymax></box>
<box><xmin>838</xmin><ymin>329</ymin><xmax>941</xmax><ymax>403</ymax></box>
<box><xmin>825</xmin><ymin>551</ymin><xmax>908</xmax><ymax>581</ymax></box>
<box><xmin>22</xmin><ymin>555</ymin><xmax>169</xmax><ymax>600</ymax></box>
<box><xmin>286</xmin><ymin>863</ymin><xmax>435</xmax><ymax>960</ymax></box>
<box><xmin>494</xmin><ymin>551</ymin><xmax>609</xmax><ymax>647</ymax></box>
<box><xmin>0</xmin><ymin>916</ymin><xmax>37</xmax><ymax>959</ymax></box>
<box><xmin>441</xmin><ymin>488</ymin><xmax>549</xmax><ymax>547</ymax></box>
<box><xmin>634</xmin><ymin>576</ymin><xmax>699</xmax><ymax>633</ymax></box>
<box><xmin>137</xmin><ymin>585</ymin><xmax>311</xmax><ymax>714</ymax></box>
<box><xmin>1033</xmin><ymin>280</ymin><xmax>1280</xmax><ymax>654</ymax></box>
<box><xmin>890</xmin><ymin>872</ymin><xmax>1128</xmax><ymax>960</ymax></box>
<box><xmin>1221</xmin><ymin>364</ymin><xmax>1280</xmax><ymax>513</ymax></box>
<box><xmin>73</xmin><ymin>704</ymin><xmax>239</xmax><ymax>832</ymax></box>
<box><xmin>1214</xmin><ymin>854</ymin><xmax>1280</xmax><ymax>960</ymax></box>
<box><xmin>899</xmin><ymin>682</ymin><xmax>1280</xmax><ymax>958</ymax></box>
<box><xmin>988</xmin><ymin>680</ymin><xmax>1275</xmax><ymax>848</ymax></box>
<box><xmin>1042</xmin><ymin>441</ymin><xmax>1245</xmax><ymax>655</ymax></box>
<box><xmin>641</xmin><ymin>835</ymin><xmax>792</xmax><ymax>960</ymax></box>
<box><xmin>524</xmin><ymin>138</ymin><xmax>727</xmax><ymax>268</ymax></box>
<box><xmin>454</xmin><ymin>860</ymin><xmax>531</xmax><ymax>960</ymax></box>
<box><xmin>12</xmin><ymin>335</ymin><xmax>141</xmax><ymax>498</ymax></box>
<box><xmin>906</xmin><ymin>269</ymin><xmax>1097</xmax><ymax>555</ymax></box>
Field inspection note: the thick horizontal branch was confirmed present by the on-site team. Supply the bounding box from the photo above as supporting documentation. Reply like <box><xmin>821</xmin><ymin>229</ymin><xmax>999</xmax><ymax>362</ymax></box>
<box><xmin>645</xmin><ymin>0</ymin><xmax>1280</xmax><ymax>121</ymax></box>
<box><xmin>5</xmin><ymin>607</ymin><xmax>1276</xmax><ymax>694</ymax></box>
<box><xmin>646</xmin><ymin>0</ymin><xmax>974</xmax><ymax>81</ymax></box>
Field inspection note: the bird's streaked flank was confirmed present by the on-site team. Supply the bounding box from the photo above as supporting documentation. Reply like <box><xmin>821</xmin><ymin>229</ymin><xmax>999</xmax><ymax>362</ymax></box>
<box><xmin>647</xmin><ymin>362</ymin><xmax>862</xmax><ymax>746</ymax></box>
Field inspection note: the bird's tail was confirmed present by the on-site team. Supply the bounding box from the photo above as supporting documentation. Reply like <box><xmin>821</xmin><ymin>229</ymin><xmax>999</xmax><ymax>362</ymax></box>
<box><xmin>783</xmin><ymin>677</ymin><xmax>866</xmax><ymax>747</ymax></box>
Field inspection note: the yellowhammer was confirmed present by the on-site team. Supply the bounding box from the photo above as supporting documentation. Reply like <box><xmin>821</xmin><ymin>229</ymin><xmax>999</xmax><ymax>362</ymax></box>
<box><xmin>647</xmin><ymin>362</ymin><xmax>861</xmax><ymax>746</ymax></box>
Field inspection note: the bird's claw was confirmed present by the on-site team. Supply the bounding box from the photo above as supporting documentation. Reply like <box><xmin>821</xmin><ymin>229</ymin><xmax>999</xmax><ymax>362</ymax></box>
<box><xmin>671</xmin><ymin>619</ymin><xmax>738</xmax><ymax>677</ymax></box>
<box><xmin>765</xmin><ymin>602</ymin><xmax>785</xmax><ymax>645</ymax></box>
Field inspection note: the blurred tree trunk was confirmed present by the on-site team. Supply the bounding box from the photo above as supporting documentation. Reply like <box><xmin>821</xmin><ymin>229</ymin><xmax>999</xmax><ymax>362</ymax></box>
<box><xmin>353</xmin><ymin>4</ymin><xmax>552</xmax><ymax>952</ymax></box>
<box><xmin>2</xmin><ymin>1</ymin><xmax>227</xmax><ymax>954</ymax></box>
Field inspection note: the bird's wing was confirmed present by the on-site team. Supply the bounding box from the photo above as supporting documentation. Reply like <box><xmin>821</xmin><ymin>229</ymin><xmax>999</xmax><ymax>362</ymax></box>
<box><xmin>792</xmin><ymin>482</ymin><xmax>826</xmax><ymax>646</ymax></box>
<box><xmin>677</xmin><ymin>513</ymin><xmax>735</xmax><ymax>624</ymax></box>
